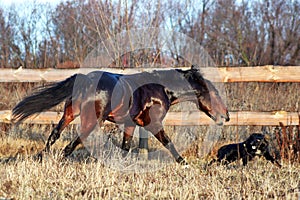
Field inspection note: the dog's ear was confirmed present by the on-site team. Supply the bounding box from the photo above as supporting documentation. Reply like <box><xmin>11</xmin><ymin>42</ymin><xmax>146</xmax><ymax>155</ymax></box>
<box><xmin>249</xmin><ymin>137</ymin><xmax>257</xmax><ymax>145</ymax></box>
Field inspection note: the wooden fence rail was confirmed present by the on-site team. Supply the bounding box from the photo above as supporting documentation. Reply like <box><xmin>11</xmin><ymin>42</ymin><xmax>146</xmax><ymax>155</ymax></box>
<box><xmin>1</xmin><ymin>110</ymin><xmax>299</xmax><ymax>126</ymax></box>
<box><xmin>0</xmin><ymin>65</ymin><xmax>300</xmax><ymax>82</ymax></box>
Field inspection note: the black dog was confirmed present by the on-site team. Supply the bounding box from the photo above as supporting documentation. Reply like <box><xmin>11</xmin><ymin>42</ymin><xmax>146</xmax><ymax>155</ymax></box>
<box><xmin>208</xmin><ymin>133</ymin><xmax>281</xmax><ymax>167</ymax></box>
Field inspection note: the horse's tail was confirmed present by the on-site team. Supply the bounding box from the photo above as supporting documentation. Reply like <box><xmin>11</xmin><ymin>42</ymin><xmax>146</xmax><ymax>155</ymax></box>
<box><xmin>12</xmin><ymin>73</ymin><xmax>92</xmax><ymax>124</ymax></box>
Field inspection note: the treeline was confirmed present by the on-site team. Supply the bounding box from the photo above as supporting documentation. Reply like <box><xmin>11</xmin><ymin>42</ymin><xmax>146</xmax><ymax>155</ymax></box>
<box><xmin>0</xmin><ymin>0</ymin><xmax>299</xmax><ymax>68</ymax></box>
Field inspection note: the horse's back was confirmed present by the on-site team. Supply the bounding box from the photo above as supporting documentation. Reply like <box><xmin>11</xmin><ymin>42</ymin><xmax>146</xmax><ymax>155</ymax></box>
<box><xmin>86</xmin><ymin>71</ymin><xmax>123</xmax><ymax>91</ymax></box>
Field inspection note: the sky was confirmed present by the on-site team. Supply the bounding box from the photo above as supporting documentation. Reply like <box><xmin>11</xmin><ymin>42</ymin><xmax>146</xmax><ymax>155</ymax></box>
<box><xmin>0</xmin><ymin>0</ymin><xmax>63</xmax><ymax>7</ymax></box>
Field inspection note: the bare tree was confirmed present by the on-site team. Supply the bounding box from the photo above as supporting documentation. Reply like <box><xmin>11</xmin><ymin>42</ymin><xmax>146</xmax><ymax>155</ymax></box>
<box><xmin>0</xmin><ymin>8</ymin><xmax>19</xmax><ymax>68</ymax></box>
<box><xmin>0</xmin><ymin>0</ymin><xmax>299</xmax><ymax>68</ymax></box>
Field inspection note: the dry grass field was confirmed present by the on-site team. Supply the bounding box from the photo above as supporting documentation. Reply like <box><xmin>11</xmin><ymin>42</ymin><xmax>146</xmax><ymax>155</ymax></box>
<box><xmin>0</xmin><ymin>81</ymin><xmax>300</xmax><ymax>199</ymax></box>
<box><xmin>0</xmin><ymin>148</ymin><xmax>299</xmax><ymax>199</ymax></box>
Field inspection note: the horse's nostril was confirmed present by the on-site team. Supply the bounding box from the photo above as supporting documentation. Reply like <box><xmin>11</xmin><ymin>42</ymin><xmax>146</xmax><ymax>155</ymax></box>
<box><xmin>226</xmin><ymin>115</ymin><xmax>230</xmax><ymax>121</ymax></box>
<box><xmin>225</xmin><ymin>112</ymin><xmax>230</xmax><ymax>121</ymax></box>
<box><xmin>221</xmin><ymin>114</ymin><xmax>230</xmax><ymax>122</ymax></box>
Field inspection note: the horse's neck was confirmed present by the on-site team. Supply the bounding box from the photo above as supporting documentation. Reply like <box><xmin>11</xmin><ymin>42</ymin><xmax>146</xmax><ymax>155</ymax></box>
<box><xmin>152</xmin><ymin>70</ymin><xmax>198</xmax><ymax>105</ymax></box>
<box><xmin>154</xmin><ymin>70</ymin><xmax>191</xmax><ymax>89</ymax></box>
<box><xmin>123</xmin><ymin>69</ymin><xmax>197</xmax><ymax>105</ymax></box>
<box><xmin>168</xmin><ymin>90</ymin><xmax>197</xmax><ymax>105</ymax></box>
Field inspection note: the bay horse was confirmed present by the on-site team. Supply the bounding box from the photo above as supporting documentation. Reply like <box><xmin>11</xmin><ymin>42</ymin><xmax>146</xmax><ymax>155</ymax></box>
<box><xmin>12</xmin><ymin>65</ymin><xmax>230</xmax><ymax>165</ymax></box>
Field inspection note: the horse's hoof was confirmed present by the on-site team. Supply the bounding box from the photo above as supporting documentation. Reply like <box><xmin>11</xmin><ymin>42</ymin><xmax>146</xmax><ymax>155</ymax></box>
<box><xmin>181</xmin><ymin>163</ymin><xmax>190</xmax><ymax>169</ymax></box>
<box><xmin>180</xmin><ymin>160</ymin><xmax>189</xmax><ymax>166</ymax></box>
<box><xmin>179</xmin><ymin>160</ymin><xmax>190</xmax><ymax>169</ymax></box>
<box><xmin>176</xmin><ymin>157</ymin><xmax>189</xmax><ymax>166</ymax></box>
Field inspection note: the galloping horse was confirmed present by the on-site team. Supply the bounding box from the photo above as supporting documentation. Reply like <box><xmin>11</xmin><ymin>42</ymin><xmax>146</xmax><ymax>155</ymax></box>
<box><xmin>12</xmin><ymin>65</ymin><xmax>230</xmax><ymax>164</ymax></box>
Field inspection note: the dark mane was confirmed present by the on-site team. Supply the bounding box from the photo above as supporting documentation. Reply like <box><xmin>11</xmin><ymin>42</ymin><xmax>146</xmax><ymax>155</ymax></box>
<box><xmin>175</xmin><ymin>67</ymin><xmax>207</xmax><ymax>85</ymax></box>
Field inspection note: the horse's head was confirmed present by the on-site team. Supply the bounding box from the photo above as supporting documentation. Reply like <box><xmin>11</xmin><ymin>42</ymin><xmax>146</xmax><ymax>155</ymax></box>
<box><xmin>185</xmin><ymin>66</ymin><xmax>230</xmax><ymax>125</ymax></box>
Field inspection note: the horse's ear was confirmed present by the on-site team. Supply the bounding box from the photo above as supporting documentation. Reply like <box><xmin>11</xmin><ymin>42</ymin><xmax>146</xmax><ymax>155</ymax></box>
<box><xmin>191</xmin><ymin>64</ymin><xmax>200</xmax><ymax>71</ymax></box>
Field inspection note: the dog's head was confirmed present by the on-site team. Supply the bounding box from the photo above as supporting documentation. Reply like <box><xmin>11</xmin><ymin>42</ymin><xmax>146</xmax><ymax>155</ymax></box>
<box><xmin>246</xmin><ymin>133</ymin><xmax>269</xmax><ymax>155</ymax></box>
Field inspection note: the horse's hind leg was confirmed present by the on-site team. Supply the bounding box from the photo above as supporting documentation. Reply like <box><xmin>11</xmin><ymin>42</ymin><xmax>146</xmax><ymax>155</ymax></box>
<box><xmin>121</xmin><ymin>124</ymin><xmax>135</xmax><ymax>151</ymax></box>
<box><xmin>46</xmin><ymin>99</ymin><xmax>80</xmax><ymax>150</ymax></box>
<box><xmin>121</xmin><ymin>125</ymin><xmax>135</xmax><ymax>157</ymax></box>
<box><xmin>62</xmin><ymin>99</ymin><xmax>103</xmax><ymax>157</ymax></box>
<box><xmin>35</xmin><ymin>99</ymin><xmax>80</xmax><ymax>160</ymax></box>
<box><xmin>62</xmin><ymin>135</ymin><xmax>82</xmax><ymax>157</ymax></box>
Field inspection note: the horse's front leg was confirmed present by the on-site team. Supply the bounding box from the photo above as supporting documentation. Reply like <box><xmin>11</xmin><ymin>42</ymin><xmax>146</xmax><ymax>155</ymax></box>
<box><xmin>143</xmin><ymin>103</ymin><xmax>188</xmax><ymax>165</ymax></box>
<box><xmin>145</xmin><ymin>121</ymin><xmax>188</xmax><ymax>165</ymax></box>
<box><xmin>153</xmin><ymin>128</ymin><xmax>188</xmax><ymax>165</ymax></box>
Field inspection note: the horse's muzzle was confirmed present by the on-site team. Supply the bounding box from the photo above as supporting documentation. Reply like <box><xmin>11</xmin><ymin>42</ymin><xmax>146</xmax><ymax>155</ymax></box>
<box><xmin>215</xmin><ymin>112</ymin><xmax>230</xmax><ymax>126</ymax></box>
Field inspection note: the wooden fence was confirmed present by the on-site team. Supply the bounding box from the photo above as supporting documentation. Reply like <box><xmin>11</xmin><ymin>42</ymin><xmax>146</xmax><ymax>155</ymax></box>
<box><xmin>0</xmin><ymin>110</ymin><xmax>299</xmax><ymax>126</ymax></box>
<box><xmin>1</xmin><ymin>65</ymin><xmax>300</xmax><ymax>82</ymax></box>
<box><xmin>1</xmin><ymin>66</ymin><xmax>299</xmax><ymax>126</ymax></box>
